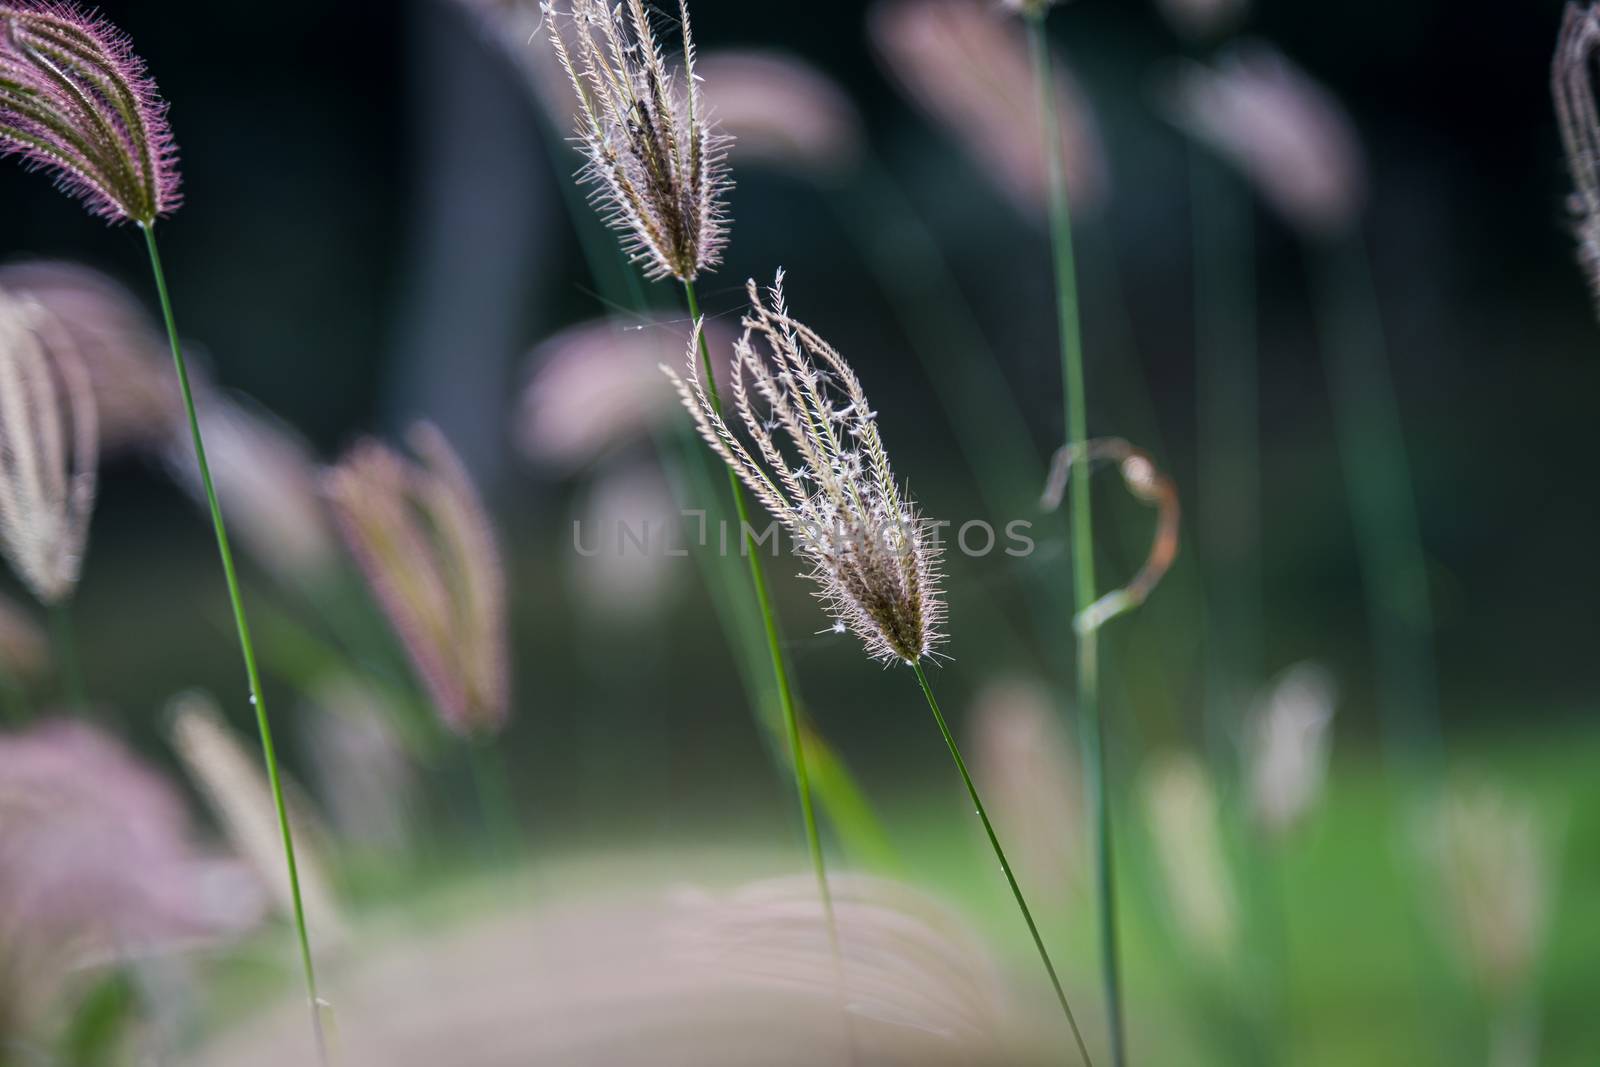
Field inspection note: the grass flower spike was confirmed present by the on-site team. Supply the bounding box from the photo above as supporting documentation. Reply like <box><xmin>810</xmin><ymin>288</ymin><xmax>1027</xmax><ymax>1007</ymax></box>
<box><xmin>0</xmin><ymin>287</ymin><xmax>97</xmax><ymax>607</ymax></box>
<box><xmin>669</xmin><ymin>274</ymin><xmax>1091</xmax><ymax>1064</ymax></box>
<box><xmin>869</xmin><ymin>0</ymin><xmax>1108</xmax><ymax>220</ymax></box>
<box><xmin>0</xmin><ymin>2</ymin><xmax>179</xmax><ymax>225</ymax></box>
<box><xmin>326</xmin><ymin>422</ymin><xmax>509</xmax><ymax>737</ymax></box>
<box><xmin>1162</xmin><ymin>43</ymin><xmax>1367</xmax><ymax>238</ymax></box>
<box><xmin>0</xmin><ymin>4</ymin><xmax>326</xmax><ymax>1050</ymax></box>
<box><xmin>542</xmin><ymin>0</ymin><xmax>731</xmax><ymax>282</ymax></box>
<box><xmin>1554</xmin><ymin>3</ymin><xmax>1600</xmax><ymax>316</ymax></box>
<box><xmin>667</xmin><ymin>272</ymin><xmax>944</xmax><ymax>666</ymax></box>
<box><xmin>0</xmin><ymin>261</ymin><xmax>178</xmax><ymax>454</ymax></box>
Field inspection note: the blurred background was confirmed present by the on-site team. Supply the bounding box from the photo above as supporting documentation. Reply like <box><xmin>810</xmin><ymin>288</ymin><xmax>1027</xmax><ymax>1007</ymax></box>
<box><xmin>0</xmin><ymin>0</ymin><xmax>1596</xmax><ymax>1063</ymax></box>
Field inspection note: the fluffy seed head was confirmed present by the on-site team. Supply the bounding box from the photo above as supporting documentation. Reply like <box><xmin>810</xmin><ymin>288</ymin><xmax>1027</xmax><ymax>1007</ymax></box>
<box><xmin>666</xmin><ymin>272</ymin><xmax>945</xmax><ymax>666</ymax></box>
<box><xmin>517</xmin><ymin>314</ymin><xmax>726</xmax><ymax>472</ymax></box>
<box><xmin>1142</xmin><ymin>752</ymin><xmax>1238</xmax><ymax>966</ymax></box>
<box><xmin>0</xmin><ymin>260</ymin><xmax>178</xmax><ymax>453</ymax></box>
<box><xmin>870</xmin><ymin>0</ymin><xmax>1108</xmax><ymax>219</ymax></box>
<box><xmin>167</xmin><ymin>397</ymin><xmax>337</xmax><ymax>589</ymax></box>
<box><xmin>541</xmin><ymin>0</ymin><xmax>731</xmax><ymax>282</ymax></box>
<box><xmin>1246</xmin><ymin>662</ymin><xmax>1337</xmax><ymax>838</ymax></box>
<box><xmin>1161</xmin><ymin>42</ymin><xmax>1366</xmax><ymax>237</ymax></box>
<box><xmin>325</xmin><ymin>422</ymin><xmax>510</xmax><ymax>736</ymax></box>
<box><xmin>969</xmin><ymin>677</ymin><xmax>1080</xmax><ymax>892</ymax></box>
<box><xmin>0</xmin><ymin>2</ymin><xmax>180</xmax><ymax>224</ymax></box>
<box><xmin>0</xmin><ymin>285</ymin><xmax>98</xmax><ymax>605</ymax></box>
<box><xmin>1554</xmin><ymin>3</ymin><xmax>1600</xmax><ymax>317</ymax></box>
<box><xmin>184</xmin><ymin>872</ymin><xmax>1021</xmax><ymax>1065</ymax></box>
<box><xmin>1418</xmin><ymin>781</ymin><xmax>1553</xmax><ymax>999</ymax></box>
<box><xmin>168</xmin><ymin>692</ymin><xmax>344</xmax><ymax>947</ymax></box>
<box><xmin>0</xmin><ymin>719</ymin><xmax>264</xmax><ymax>1037</ymax></box>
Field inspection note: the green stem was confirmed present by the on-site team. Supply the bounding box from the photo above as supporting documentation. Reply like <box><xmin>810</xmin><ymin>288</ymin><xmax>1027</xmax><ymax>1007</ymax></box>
<box><xmin>683</xmin><ymin>278</ymin><xmax>837</xmax><ymax>942</ymax></box>
<box><xmin>49</xmin><ymin>601</ymin><xmax>87</xmax><ymax>711</ymax></box>
<box><xmin>1191</xmin><ymin>147</ymin><xmax>1261</xmax><ymax>773</ymax></box>
<box><xmin>141</xmin><ymin>225</ymin><xmax>325</xmax><ymax>1063</ymax></box>
<box><xmin>1027</xmin><ymin>14</ymin><xmax>1124</xmax><ymax>1063</ymax></box>
<box><xmin>912</xmin><ymin>661</ymin><xmax>1093</xmax><ymax>1067</ymax></box>
<box><xmin>1310</xmin><ymin>233</ymin><xmax>1443</xmax><ymax>782</ymax></box>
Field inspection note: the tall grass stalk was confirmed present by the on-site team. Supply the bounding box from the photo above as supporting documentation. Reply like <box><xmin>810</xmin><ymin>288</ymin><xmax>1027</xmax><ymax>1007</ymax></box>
<box><xmin>1191</xmin><ymin>150</ymin><xmax>1262</xmax><ymax>770</ymax></box>
<box><xmin>528</xmin><ymin>101</ymin><xmax>892</xmax><ymax>870</ymax></box>
<box><xmin>1309</xmin><ymin>232</ymin><xmax>1443</xmax><ymax>782</ymax></box>
<box><xmin>683</xmin><ymin>278</ymin><xmax>837</xmax><ymax>941</ymax></box>
<box><xmin>1026</xmin><ymin>14</ymin><xmax>1124</xmax><ymax>1062</ymax></box>
<box><xmin>142</xmin><ymin>227</ymin><xmax>325</xmax><ymax>1062</ymax></box>
<box><xmin>912</xmin><ymin>662</ymin><xmax>1093</xmax><ymax>1067</ymax></box>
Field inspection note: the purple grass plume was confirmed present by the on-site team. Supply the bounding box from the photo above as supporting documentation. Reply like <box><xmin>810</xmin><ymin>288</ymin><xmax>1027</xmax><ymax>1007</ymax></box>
<box><xmin>325</xmin><ymin>422</ymin><xmax>510</xmax><ymax>737</ymax></box>
<box><xmin>666</xmin><ymin>271</ymin><xmax>946</xmax><ymax>666</ymax></box>
<box><xmin>0</xmin><ymin>2</ymin><xmax>180</xmax><ymax>225</ymax></box>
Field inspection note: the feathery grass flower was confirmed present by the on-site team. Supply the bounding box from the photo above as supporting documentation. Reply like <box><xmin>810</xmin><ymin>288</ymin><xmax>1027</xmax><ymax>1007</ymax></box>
<box><xmin>517</xmin><ymin>315</ymin><xmax>729</xmax><ymax>472</ymax></box>
<box><xmin>869</xmin><ymin>0</ymin><xmax>1107</xmax><ymax>220</ymax></box>
<box><xmin>668</xmin><ymin>276</ymin><xmax>1090</xmax><ymax>1060</ymax></box>
<box><xmin>184</xmin><ymin>872</ymin><xmax>1022</xmax><ymax>1066</ymax></box>
<box><xmin>0</xmin><ymin>260</ymin><xmax>177</xmax><ymax>453</ymax></box>
<box><xmin>970</xmin><ymin>677</ymin><xmax>1081</xmax><ymax>893</ymax></box>
<box><xmin>1554</xmin><ymin>3</ymin><xmax>1600</xmax><ymax>316</ymax></box>
<box><xmin>169</xmin><ymin>693</ymin><xmax>345</xmax><ymax>950</ymax></box>
<box><xmin>1418</xmin><ymin>781</ymin><xmax>1553</xmax><ymax>1001</ymax></box>
<box><xmin>0</xmin><ymin>719</ymin><xmax>264</xmax><ymax>1039</ymax></box>
<box><xmin>1161</xmin><ymin>43</ymin><xmax>1366</xmax><ymax>238</ymax></box>
<box><xmin>303</xmin><ymin>675</ymin><xmax>417</xmax><ymax>853</ymax></box>
<box><xmin>697</xmin><ymin>50</ymin><xmax>865</xmax><ymax>179</ymax></box>
<box><xmin>0</xmin><ymin>287</ymin><xmax>97</xmax><ymax>606</ymax></box>
<box><xmin>1142</xmin><ymin>752</ymin><xmax>1238</xmax><ymax>967</ymax></box>
<box><xmin>0</xmin><ymin>2</ymin><xmax>179</xmax><ymax>225</ymax></box>
<box><xmin>667</xmin><ymin>273</ymin><xmax>944</xmax><ymax>666</ymax></box>
<box><xmin>325</xmin><ymin>423</ymin><xmax>509</xmax><ymax>736</ymax></box>
<box><xmin>167</xmin><ymin>397</ymin><xmax>337</xmax><ymax>589</ymax></box>
<box><xmin>0</xmin><ymin>5</ymin><xmax>327</xmax><ymax>1041</ymax></box>
<box><xmin>541</xmin><ymin>0</ymin><xmax>731</xmax><ymax>282</ymax></box>
<box><xmin>1246</xmin><ymin>661</ymin><xmax>1336</xmax><ymax>838</ymax></box>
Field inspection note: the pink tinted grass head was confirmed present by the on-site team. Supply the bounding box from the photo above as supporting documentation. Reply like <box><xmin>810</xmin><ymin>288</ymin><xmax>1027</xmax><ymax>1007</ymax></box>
<box><xmin>0</xmin><ymin>719</ymin><xmax>264</xmax><ymax>1033</ymax></box>
<box><xmin>0</xmin><ymin>285</ymin><xmax>98</xmax><ymax>606</ymax></box>
<box><xmin>325</xmin><ymin>423</ymin><xmax>510</xmax><ymax>737</ymax></box>
<box><xmin>0</xmin><ymin>260</ymin><xmax>178</xmax><ymax>454</ymax></box>
<box><xmin>518</xmin><ymin>316</ymin><xmax>703</xmax><ymax>473</ymax></box>
<box><xmin>0</xmin><ymin>2</ymin><xmax>180</xmax><ymax>225</ymax></box>
<box><xmin>696</xmin><ymin>50</ymin><xmax>866</xmax><ymax>179</ymax></box>
<box><xmin>869</xmin><ymin>0</ymin><xmax>1109</xmax><ymax>220</ymax></box>
<box><xmin>1161</xmin><ymin>42</ymin><xmax>1367</xmax><ymax>238</ymax></box>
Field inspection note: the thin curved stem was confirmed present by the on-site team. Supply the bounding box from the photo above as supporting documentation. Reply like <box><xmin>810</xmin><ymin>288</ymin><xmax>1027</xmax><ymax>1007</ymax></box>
<box><xmin>683</xmin><ymin>278</ymin><xmax>838</xmax><ymax>945</ymax></box>
<box><xmin>912</xmin><ymin>661</ymin><xmax>1093</xmax><ymax>1067</ymax></box>
<box><xmin>142</xmin><ymin>226</ymin><xmax>326</xmax><ymax>1063</ymax></box>
<box><xmin>1027</xmin><ymin>13</ymin><xmax>1124</xmax><ymax>1064</ymax></box>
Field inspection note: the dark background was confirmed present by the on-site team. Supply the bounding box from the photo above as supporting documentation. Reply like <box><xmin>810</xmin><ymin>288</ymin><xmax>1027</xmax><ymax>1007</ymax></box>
<box><xmin>1</xmin><ymin>0</ymin><xmax>1594</xmax><ymax>776</ymax></box>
